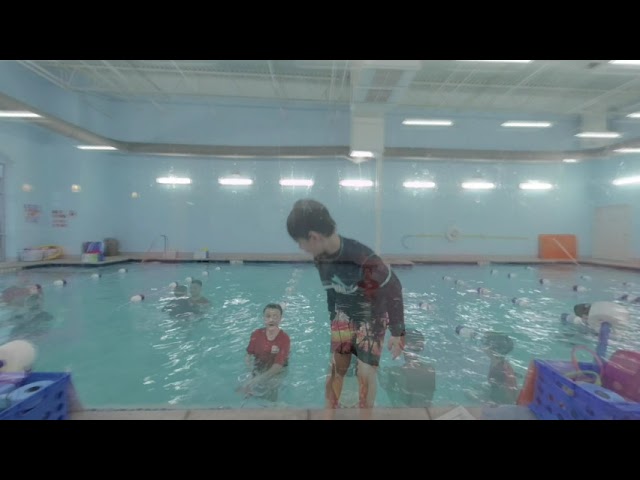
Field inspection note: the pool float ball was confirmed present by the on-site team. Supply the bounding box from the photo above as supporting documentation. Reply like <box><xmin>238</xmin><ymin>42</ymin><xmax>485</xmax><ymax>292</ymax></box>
<box><xmin>130</xmin><ymin>294</ymin><xmax>145</xmax><ymax>302</ymax></box>
<box><xmin>91</xmin><ymin>273</ymin><xmax>101</xmax><ymax>279</ymax></box>
<box><xmin>53</xmin><ymin>279</ymin><xmax>67</xmax><ymax>287</ymax></box>
<box><xmin>118</xmin><ymin>268</ymin><xmax>128</xmax><ymax>274</ymax></box>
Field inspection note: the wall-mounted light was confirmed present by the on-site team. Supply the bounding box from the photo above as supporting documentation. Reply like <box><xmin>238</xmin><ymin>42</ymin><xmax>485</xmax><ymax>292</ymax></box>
<box><xmin>156</xmin><ymin>177</ymin><xmax>192</xmax><ymax>185</ymax></box>
<box><xmin>519</xmin><ymin>181</ymin><xmax>553</xmax><ymax>191</ymax></box>
<box><xmin>563</xmin><ymin>159</ymin><xmax>579</xmax><ymax>163</ymax></box>
<box><xmin>71</xmin><ymin>184</ymin><xmax>82</xmax><ymax>193</ymax></box>
<box><xmin>461</xmin><ymin>181</ymin><xmax>496</xmax><ymax>190</ymax></box>
<box><xmin>131</xmin><ymin>192</ymin><xmax>139</xmax><ymax>199</ymax></box>
<box><xmin>613</xmin><ymin>175</ymin><xmax>640</xmax><ymax>186</ymax></box>
<box><xmin>403</xmin><ymin>180</ymin><xmax>436</xmax><ymax>189</ymax></box>
<box><xmin>279</xmin><ymin>179</ymin><xmax>314</xmax><ymax>187</ymax></box>
<box><xmin>340</xmin><ymin>179</ymin><xmax>374</xmax><ymax>188</ymax></box>
<box><xmin>218</xmin><ymin>177</ymin><xmax>253</xmax><ymax>186</ymax></box>
<box><xmin>22</xmin><ymin>184</ymin><xmax>33</xmax><ymax>192</ymax></box>
<box><xmin>349</xmin><ymin>150</ymin><xmax>374</xmax><ymax>160</ymax></box>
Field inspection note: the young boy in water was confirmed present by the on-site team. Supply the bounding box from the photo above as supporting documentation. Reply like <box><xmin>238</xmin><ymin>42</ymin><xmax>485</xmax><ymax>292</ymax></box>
<box><xmin>484</xmin><ymin>333</ymin><xmax>518</xmax><ymax>405</ymax></box>
<box><xmin>378</xmin><ymin>328</ymin><xmax>436</xmax><ymax>407</ymax></box>
<box><xmin>238</xmin><ymin>303</ymin><xmax>290</xmax><ymax>402</ymax></box>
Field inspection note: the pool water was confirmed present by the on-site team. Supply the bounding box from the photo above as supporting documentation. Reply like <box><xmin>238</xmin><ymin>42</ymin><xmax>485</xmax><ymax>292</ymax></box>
<box><xmin>1</xmin><ymin>262</ymin><xmax>638</xmax><ymax>409</ymax></box>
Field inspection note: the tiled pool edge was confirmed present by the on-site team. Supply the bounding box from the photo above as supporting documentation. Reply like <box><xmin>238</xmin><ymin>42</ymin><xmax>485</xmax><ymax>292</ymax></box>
<box><xmin>70</xmin><ymin>405</ymin><xmax>537</xmax><ymax>420</ymax></box>
<box><xmin>5</xmin><ymin>254</ymin><xmax>640</xmax><ymax>273</ymax></box>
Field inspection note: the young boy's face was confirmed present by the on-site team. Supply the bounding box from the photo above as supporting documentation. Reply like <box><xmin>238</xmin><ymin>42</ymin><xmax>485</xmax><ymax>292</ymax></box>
<box><xmin>296</xmin><ymin>232</ymin><xmax>325</xmax><ymax>257</ymax></box>
<box><xmin>264</xmin><ymin>308</ymin><xmax>282</xmax><ymax>328</ymax></box>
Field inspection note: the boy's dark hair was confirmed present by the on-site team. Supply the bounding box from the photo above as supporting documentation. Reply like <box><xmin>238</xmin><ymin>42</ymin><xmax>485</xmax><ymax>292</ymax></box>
<box><xmin>287</xmin><ymin>199</ymin><xmax>336</xmax><ymax>240</ymax></box>
<box><xmin>574</xmin><ymin>303</ymin><xmax>591</xmax><ymax>318</ymax></box>
<box><xmin>191</xmin><ymin>280</ymin><xmax>203</xmax><ymax>287</ymax></box>
<box><xmin>263</xmin><ymin>303</ymin><xmax>283</xmax><ymax>315</ymax></box>
<box><xmin>405</xmin><ymin>329</ymin><xmax>425</xmax><ymax>352</ymax></box>
<box><xmin>482</xmin><ymin>332</ymin><xmax>514</xmax><ymax>356</ymax></box>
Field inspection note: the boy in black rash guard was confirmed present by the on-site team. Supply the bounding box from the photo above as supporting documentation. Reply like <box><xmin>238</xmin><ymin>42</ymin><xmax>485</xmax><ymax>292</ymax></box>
<box><xmin>286</xmin><ymin>199</ymin><xmax>406</xmax><ymax>412</ymax></box>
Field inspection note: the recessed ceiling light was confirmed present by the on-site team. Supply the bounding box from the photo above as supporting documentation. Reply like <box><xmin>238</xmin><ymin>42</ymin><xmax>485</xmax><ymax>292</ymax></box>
<box><xmin>575</xmin><ymin>132</ymin><xmax>621</xmax><ymax>139</ymax></box>
<box><xmin>402</xmin><ymin>119</ymin><xmax>453</xmax><ymax>127</ymax></box>
<box><xmin>501</xmin><ymin>121</ymin><xmax>552</xmax><ymax>128</ymax></box>
<box><xmin>0</xmin><ymin>110</ymin><xmax>42</xmax><ymax>118</ymax></box>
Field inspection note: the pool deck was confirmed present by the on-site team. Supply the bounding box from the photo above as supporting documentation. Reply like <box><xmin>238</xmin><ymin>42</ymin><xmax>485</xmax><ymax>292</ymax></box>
<box><xmin>2</xmin><ymin>253</ymin><xmax>639</xmax><ymax>272</ymax></box>
<box><xmin>70</xmin><ymin>405</ymin><xmax>537</xmax><ymax>420</ymax></box>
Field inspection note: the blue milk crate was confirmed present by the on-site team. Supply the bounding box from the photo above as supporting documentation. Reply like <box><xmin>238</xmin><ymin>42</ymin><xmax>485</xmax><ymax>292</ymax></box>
<box><xmin>0</xmin><ymin>372</ymin><xmax>72</xmax><ymax>420</ymax></box>
<box><xmin>530</xmin><ymin>360</ymin><xmax>640</xmax><ymax>420</ymax></box>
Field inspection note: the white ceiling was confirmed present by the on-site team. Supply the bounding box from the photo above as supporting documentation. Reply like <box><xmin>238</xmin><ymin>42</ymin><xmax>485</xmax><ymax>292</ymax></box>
<box><xmin>16</xmin><ymin>60</ymin><xmax>640</xmax><ymax>117</ymax></box>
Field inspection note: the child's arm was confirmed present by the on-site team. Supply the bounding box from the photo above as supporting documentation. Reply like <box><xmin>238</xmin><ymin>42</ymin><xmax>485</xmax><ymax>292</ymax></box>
<box><xmin>489</xmin><ymin>362</ymin><xmax>518</xmax><ymax>404</ymax></box>
<box><xmin>361</xmin><ymin>255</ymin><xmax>405</xmax><ymax>336</ymax></box>
<box><xmin>244</xmin><ymin>354</ymin><xmax>253</xmax><ymax>369</ymax></box>
<box><xmin>245</xmin><ymin>331</ymin><xmax>257</xmax><ymax>369</ymax></box>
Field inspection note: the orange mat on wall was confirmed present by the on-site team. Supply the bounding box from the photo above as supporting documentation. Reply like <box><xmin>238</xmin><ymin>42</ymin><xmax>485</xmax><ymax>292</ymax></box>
<box><xmin>538</xmin><ymin>234</ymin><xmax>577</xmax><ymax>260</ymax></box>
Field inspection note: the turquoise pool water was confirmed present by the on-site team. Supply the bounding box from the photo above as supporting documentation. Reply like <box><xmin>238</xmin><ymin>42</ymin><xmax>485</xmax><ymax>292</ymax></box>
<box><xmin>1</xmin><ymin>262</ymin><xmax>639</xmax><ymax>408</ymax></box>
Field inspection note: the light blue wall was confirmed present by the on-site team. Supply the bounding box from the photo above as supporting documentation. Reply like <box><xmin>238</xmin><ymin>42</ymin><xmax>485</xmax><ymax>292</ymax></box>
<box><xmin>107</xmin><ymin>156</ymin><xmax>376</xmax><ymax>254</ymax></box>
<box><xmin>0</xmin><ymin>122</ymin><xmax>116</xmax><ymax>258</ymax></box>
<box><xmin>381</xmin><ymin>160</ymin><xmax>591</xmax><ymax>256</ymax></box>
<box><xmin>588</xmin><ymin>155</ymin><xmax>640</xmax><ymax>257</ymax></box>
<box><xmin>84</xmin><ymin>154</ymin><xmax>590</xmax><ymax>257</ymax></box>
<box><xmin>0</xmin><ymin>122</ymin><xmax>594</xmax><ymax>258</ymax></box>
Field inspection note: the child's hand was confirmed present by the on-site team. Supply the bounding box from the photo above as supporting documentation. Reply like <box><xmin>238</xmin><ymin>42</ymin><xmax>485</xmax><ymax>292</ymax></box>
<box><xmin>388</xmin><ymin>335</ymin><xmax>404</xmax><ymax>359</ymax></box>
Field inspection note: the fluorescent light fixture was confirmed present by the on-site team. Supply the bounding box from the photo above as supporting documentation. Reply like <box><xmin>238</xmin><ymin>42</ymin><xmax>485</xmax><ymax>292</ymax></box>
<box><xmin>609</xmin><ymin>60</ymin><xmax>640</xmax><ymax>66</ymax></box>
<box><xmin>457</xmin><ymin>60</ymin><xmax>532</xmax><ymax>64</ymax></box>
<box><xmin>0</xmin><ymin>110</ymin><xmax>42</xmax><ymax>118</ymax></box>
<box><xmin>340</xmin><ymin>179</ymin><xmax>374</xmax><ymax>188</ymax></box>
<box><xmin>519</xmin><ymin>181</ymin><xmax>553</xmax><ymax>191</ymax></box>
<box><xmin>613</xmin><ymin>176</ymin><xmax>640</xmax><ymax>186</ymax></box>
<box><xmin>279</xmin><ymin>178</ymin><xmax>314</xmax><ymax>187</ymax></box>
<box><xmin>563</xmin><ymin>159</ymin><xmax>579</xmax><ymax>163</ymax></box>
<box><xmin>402</xmin><ymin>119</ymin><xmax>453</xmax><ymax>127</ymax></box>
<box><xmin>403</xmin><ymin>180</ymin><xmax>436</xmax><ymax>189</ymax></box>
<box><xmin>77</xmin><ymin>145</ymin><xmax>118</xmax><ymax>151</ymax></box>
<box><xmin>575</xmin><ymin>132</ymin><xmax>621</xmax><ymax>139</ymax></box>
<box><xmin>461</xmin><ymin>181</ymin><xmax>496</xmax><ymax>190</ymax></box>
<box><xmin>349</xmin><ymin>150</ymin><xmax>375</xmax><ymax>159</ymax></box>
<box><xmin>156</xmin><ymin>176</ymin><xmax>192</xmax><ymax>185</ymax></box>
<box><xmin>218</xmin><ymin>177</ymin><xmax>253</xmax><ymax>186</ymax></box>
<box><xmin>614</xmin><ymin>148</ymin><xmax>640</xmax><ymax>154</ymax></box>
<box><xmin>627</xmin><ymin>112</ymin><xmax>640</xmax><ymax>118</ymax></box>
<box><xmin>501</xmin><ymin>121</ymin><xmax>552</xmax><ymax>128</ymax></box>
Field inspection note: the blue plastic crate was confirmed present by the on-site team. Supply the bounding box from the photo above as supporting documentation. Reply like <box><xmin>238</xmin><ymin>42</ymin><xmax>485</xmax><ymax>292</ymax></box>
<box><xmin>0</xmin><ymin>372</ymin><xmax>71</xmax><ymax>420</ymax></box>
<box><xmin>530</xmin><ymin>360</ymin><xmax>640</xmax><ymax>420</ymax></box>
